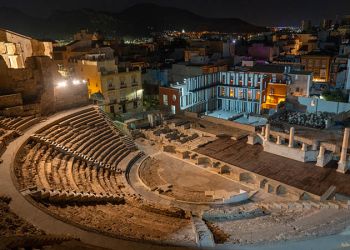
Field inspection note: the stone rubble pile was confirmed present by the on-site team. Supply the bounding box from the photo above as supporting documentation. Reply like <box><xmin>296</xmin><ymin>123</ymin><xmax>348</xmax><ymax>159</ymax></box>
<box><xmin>271</xmin><ymin>111</ymin><xmax>331</xmax><ymax>129</ymax></box>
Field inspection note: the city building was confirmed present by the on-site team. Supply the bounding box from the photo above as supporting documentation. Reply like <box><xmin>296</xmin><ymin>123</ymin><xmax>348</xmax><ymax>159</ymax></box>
<box><xmin>72</xmin><ymin>52</ymin><xmax>143</xmax><ymax>115</ymax></box>
<box><xmin>160</xmin><ymin>70</ymin><xmax>268</xmax><ymax>115</ymax></box>
<box><xmin>301</xmin><ymin>20</ymin><xmax>312</xmax><ymax>32</ymax></box>
<box><xmin>301</xmin><ymin>51</ymin><xmax>333</xmax><ymax>83</ymax></box>
<box><xmin>161</xmin><ymin>63</ymin><xmax>312</xmax><ymax>115</ymax></box>
<box><xmin>248</xmin><ymin>43</ymin><xmax>279</xmax><ymax>61</ymax></box>
<box><xmin>170</xmin><ymin>62</ymin><xmax>228</xmax><ymax>83</ymax></box>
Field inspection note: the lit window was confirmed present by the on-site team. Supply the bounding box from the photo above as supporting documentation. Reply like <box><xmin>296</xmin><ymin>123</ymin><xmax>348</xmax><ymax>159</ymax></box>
<box><xmin>229</xmin><ymin>88</ymin><xmax>234</xmax><ymax>97</ymax></box>
<box><xmin>163</xmin><ymin>95</ymin><xmax>168</xmax><ymax>105</ymax></box>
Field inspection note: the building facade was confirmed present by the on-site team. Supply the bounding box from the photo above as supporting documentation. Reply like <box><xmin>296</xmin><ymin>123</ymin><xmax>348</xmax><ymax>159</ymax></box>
<box><xmin>301</xmin><ymin>53</ymin><xmax>332</xmax><ymax>83</ymax></box>
<box><xmin>161</xmin><ymin>65</ymin><xmax>312</xmax><ymax>115</ymax></box>
<box><xmin>161</xmin><ymin>70</ymin><xmax>269</xmax><ymax>115</ymax></box>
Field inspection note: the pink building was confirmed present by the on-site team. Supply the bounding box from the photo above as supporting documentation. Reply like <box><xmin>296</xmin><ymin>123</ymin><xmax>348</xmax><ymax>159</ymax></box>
<box><xmin>248</xmin><ymin>43</ymin><xmax>279</xmax><ymax>61</ymax></box>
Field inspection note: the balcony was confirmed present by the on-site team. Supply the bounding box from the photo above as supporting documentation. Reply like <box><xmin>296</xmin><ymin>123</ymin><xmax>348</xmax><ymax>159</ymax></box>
<box><xmin>218</xmin><ymin>95</ymin><xmax>260</xmax><ymax>102</ymax></box>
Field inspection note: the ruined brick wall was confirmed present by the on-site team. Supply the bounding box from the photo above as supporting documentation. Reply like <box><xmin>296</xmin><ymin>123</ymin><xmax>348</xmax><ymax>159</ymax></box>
<box><xmin>0</xmin><ymin>93</ymin><xmax>23</xmax><ymax>109</ymax></box>
<box><xmin>54</xmin><ymin>83</ymin><xmax>90</xmax><ymax>112</ymax></box>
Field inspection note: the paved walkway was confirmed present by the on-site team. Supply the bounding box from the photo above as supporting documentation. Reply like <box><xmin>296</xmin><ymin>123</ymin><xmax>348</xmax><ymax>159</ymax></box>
<box><xmin>0</xmin><ymin>106</ymin><xmax>192</xmax><ymax>250</ymax></box>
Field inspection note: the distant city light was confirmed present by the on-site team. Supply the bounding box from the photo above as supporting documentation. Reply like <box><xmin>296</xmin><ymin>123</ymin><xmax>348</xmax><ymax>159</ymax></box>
<box><xmin>232</xmin><ymin>39</ymin><xmax>236</xmax><ymax>44</ymax></box>
<box><xmin>56</xmin><ymin>81</ymin><xmax>67</xmax><ymax>88</ymax></box>
<box><xmin>182</xmin><ymin>29</ymin><xmax>185</xmax><ymax>33</ymax></box>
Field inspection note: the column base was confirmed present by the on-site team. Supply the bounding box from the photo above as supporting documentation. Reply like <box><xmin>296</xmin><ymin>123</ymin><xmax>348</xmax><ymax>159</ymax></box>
<box><xmin>337</xmin><ymin>160</ymin><xmax>349</xmax><ymax>173</ymax></box>
<box><xmin>316</xmin><ymin>153</ymin><xmax>333</xmax><ymax>167</ymax></box>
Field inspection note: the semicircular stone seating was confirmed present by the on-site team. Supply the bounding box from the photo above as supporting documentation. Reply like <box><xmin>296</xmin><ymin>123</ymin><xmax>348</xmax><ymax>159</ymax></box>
<box><xmin>13</xmin><ymin>107</ymin><xmax>195</xmax><ymax>243</ymax></box>
<box><xmin>0</xmin><ymin>116</ymin><xmax>41</xmax><ymax>157</ymax></box>
<box><xmin>16</xmin><ymin>107</ymin><xmax>140</xmax><ymax>204</ymax></box>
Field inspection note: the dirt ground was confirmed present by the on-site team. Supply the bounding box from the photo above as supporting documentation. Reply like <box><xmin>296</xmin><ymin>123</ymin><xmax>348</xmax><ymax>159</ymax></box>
<box><xmin>210</xmin><ymin>208</ymin><xmax>350</xmax><ymax>245</ymax></box>
<box><xmin>139</xmin><ymin>152</ymin><xmax>248</xmax><ymax>203</ymax></box>
<box><xmin>0</xmin><ymin>198</ymin><xmax>44</xmax><ymax>237</ymax></box>
<box><xmin>47</xmin><ymin>203</ymin><xmax>196</xmax><ymax>245</ymax></box>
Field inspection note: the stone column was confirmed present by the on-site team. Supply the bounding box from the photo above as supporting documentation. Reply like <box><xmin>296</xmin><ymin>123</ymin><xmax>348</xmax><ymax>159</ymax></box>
<box><xmin>288</xmin><ymin>127</ymin><xmax>295</xmax><ymax>148</ymax></box>
<box><xmin>261</xmin><ymin>126</ymin><xmax>265</xmax><ymax>136</ymax></box>
<box><xmin>317</xmin><ymin>145</ymin><xmax>330</xmax><ymax>168</ymax></box>
<box><xmin>265</xmin><ymin>124</ymin><xmax>270</xmax><ymax>141</ymax></box>
<box><xmin>301</xmin><ymin>143</ymin><xmax>307</xmax><ymax>151</ymax></box>
<box><xmin>276</xmin><ymin>135</ymin><xmax>282</xmax><ymax>145</ymax></box>
<box><xmin>340</xmin><ymin>128</ymin><xmax>349</xmax><ymax>163</ymax></box>
<box><xmin>318</xmin><ymin>145</ymin><xmax>325</xmax><ymax>158</ymax></box>
<box><xmin>338</xmin><ymin>128</ymin><xmax>350</xmax><ymax>173</ymax></box>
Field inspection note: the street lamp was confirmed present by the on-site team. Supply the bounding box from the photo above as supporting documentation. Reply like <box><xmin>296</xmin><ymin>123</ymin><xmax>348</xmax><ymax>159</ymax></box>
<box><xmin>56</xmin><ymin>81</ymin><xmax>67</xmax><ymax>88</ymax></box>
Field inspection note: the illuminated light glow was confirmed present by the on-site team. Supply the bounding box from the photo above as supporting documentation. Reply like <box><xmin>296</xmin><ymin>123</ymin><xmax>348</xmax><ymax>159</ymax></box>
<box><xmin>56</xmin><ymin>81</ymin><xmax>67</xmax><ymax>88</ymax></box>
<box><xmin>72</xmin><ymin>79</ymin><xmax>81</xmax><ymax>85</ymax></box>
<box><xmin>182</xmin><ymin>29</ymin><xmax>185</xmax><ymax>33</ymax></box>
<box><xmin>82</xmin><ymin>80</ymin><xmax>87</xmax><ymax>83</ymax></box>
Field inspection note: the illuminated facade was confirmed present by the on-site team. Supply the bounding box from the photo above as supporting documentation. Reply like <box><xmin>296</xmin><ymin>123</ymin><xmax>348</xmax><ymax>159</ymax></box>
<box><xmin>301</xmin><ymin>53</ymin><xmax>332</xmax><ymax>83</ymax></box>
<box><xmin>165</xmin><ymin>71</ymin><xmax>268</xmax><ymax>115</ymax></box>
<box><xmin>262</xmin><ymin>83</ymin><xmax>287</xmax><ymax>109</ymax></box>
<box><xmin>72</xmin><ymin>53</ymin><xmax>143</xmax><ymax>114</ymax></box>
<box><xmin>217</xmin><ymin>71</ymin><xmax>268</xmax><ymax>114</ymax></box>
<box><xmin>162</xmin><ymin>65</ymin><xmax>311</xmax><ymax>115</ymax></box>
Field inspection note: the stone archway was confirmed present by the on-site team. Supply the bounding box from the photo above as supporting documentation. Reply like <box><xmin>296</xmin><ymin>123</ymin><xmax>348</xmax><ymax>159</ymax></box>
<box><xmin>239</xmin><ymin>172</ymin><xmax>256</xmax><ymax>184</ymax></box>
<box><xmin>197</xmin><ymin>157</ymin><xmax>212</xmax><ymax>168</ymax></box>
<box><xmin>220</xmin><ymin>165</ymin><xmax>230</xmax><ymax>174</ymax></box>
<box><xmin>300</xmin><ymin>192</ymin><xmax>311</xmax><ymax>200</ymax></box>
<box><xmin>267</xmin><ymin>184</ymin><xmax>274</xmax><ymax>193</ymax></box>
<box><xmin>276</xmin><ymin>185</ymin><xmax>287</xmax><ymax>196</ymax></box>
<box><xmin>260</xmin><ymin>179</ymin><xmax>268</xmax><ymax>189</ymax></box>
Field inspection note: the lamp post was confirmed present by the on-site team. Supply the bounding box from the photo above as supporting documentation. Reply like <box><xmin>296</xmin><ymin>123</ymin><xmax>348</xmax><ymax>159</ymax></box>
<box><xmin>311</xmin><ymin>98</ymin><xmax>318</xmax><ymax>113</ymax></box>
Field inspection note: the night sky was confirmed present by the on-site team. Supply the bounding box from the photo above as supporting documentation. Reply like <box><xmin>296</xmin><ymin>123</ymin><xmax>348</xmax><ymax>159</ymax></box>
<box><xmin>0</xmin><ymin>0</ymin><xmax>349</xmax><ymax>26</ymax></box>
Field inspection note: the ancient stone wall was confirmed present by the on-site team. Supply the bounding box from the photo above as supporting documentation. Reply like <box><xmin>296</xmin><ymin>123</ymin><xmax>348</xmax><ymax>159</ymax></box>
<box><xmin>0</xmin><ymin>93</ymin><xmax>23</xmax><ymax>109</ymax></box>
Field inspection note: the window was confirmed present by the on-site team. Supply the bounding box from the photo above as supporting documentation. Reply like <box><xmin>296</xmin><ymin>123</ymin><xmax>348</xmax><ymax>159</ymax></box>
<box><xmin>238</xmin><ymin>89</ymin><xmax>243</xmax><ymax>99</ymax></box>
<box><xmin>120</xmin><ymin>76</ymin><xmax>126</xmax><ymax>87</ymax></box>
<box><xmin>107</xmin><ymin>80</ymin><xmax>114</xmax><ymax>90</ymax></box>
<box><xmin>163</xmin><ymin>95</ymin><xmax>168</xmax><ymax>105</ymax></box>
<box><xmin>133</xmin><ymin>101</ymin><xmax>138</xmax><ymax>109</ymax></box>
<box><xmin>248</xmin><ymin>90</ymin><xmax>252</xmax><ymax>100</ymax></box>
<box><xmin>132</xmin><ymin>75</ymin><xmax>137</xmax><ymax>83</ymax></box>
<box><xmin>110</xmin><ymin>105</ymin><xmax>115</xmax><ymax>114</ymax></box>
<box><xmin>229</xmin><ymin>88</ymin><xmax>234</xmax><ymax>97</ymax></box>
<box><xmin>221</xmin><ymin>87</ymin><xmax>225</xmax><ymax>96</ymax></box>
<box><xmin>256</xmin><ymin>90</ymin><xmax>261</xmax><ymax>100</ymax></box>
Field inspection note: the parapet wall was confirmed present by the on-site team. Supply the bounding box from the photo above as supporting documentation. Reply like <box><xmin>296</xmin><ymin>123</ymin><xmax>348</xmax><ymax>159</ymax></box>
<box><xmin>201</xmin><ymin>115</ymin><xmax>256</xmax><ymax>133</ymax></box>
<box><xmin>263</xmin><ymin>140</ymin><xmax>318</xmax><ymax>162</ymax></box>
<box><xmin>0</xmin><ymin>93</ymin><xmax>23</xmax><ymax>109</ymax></box>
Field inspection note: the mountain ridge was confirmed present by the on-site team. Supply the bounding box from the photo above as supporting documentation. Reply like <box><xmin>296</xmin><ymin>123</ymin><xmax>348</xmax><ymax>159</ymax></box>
<box><xmin>0</xmin><ymin>3</ymin><xmax>265</xmax><ymax>39</ymax></box>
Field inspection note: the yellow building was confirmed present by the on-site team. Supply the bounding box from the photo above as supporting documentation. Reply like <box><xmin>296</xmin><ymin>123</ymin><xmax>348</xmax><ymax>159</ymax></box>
<box><xmin>262</xmin><ymin>82</ymin><xmax>287</xmax><ymax>110</ymax></box>
<box><xmin>301</xmin><ymin>52</ymin><xmax>332</xmax><ymax>83</ymax></box>
<box><xmin>73</xmin><ymin>53</ymin><xmax>143</xmax><ymax>115</ymax></box>
<box><xmin>101</xmin><ymin>68</ymin><xmax>143</xmax><ymax>114</ymax></box>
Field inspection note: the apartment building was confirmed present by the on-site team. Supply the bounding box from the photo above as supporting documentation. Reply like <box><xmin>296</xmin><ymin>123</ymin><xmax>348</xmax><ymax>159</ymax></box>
<box><xmin>72</xmin><ymin>53</ymin><xmax>143</xmax><ymax>115</ymax></box>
